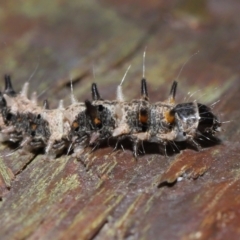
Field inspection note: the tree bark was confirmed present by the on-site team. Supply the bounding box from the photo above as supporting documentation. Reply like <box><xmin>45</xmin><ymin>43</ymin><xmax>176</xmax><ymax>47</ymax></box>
<box><xmin>0</xmin><ymin>1</ymin><xmax>240</xmax><ymax>239</ymax></box>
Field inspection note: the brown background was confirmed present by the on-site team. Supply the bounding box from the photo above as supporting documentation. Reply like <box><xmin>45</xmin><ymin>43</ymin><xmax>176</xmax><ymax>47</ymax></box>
<box><xmin>0</xmin><ymin>0</ymin><xmax>240</xmax><ymax>239</ymax></box>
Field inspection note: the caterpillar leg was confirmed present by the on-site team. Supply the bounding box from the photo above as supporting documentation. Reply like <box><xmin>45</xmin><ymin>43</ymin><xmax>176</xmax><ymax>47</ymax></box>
<box><xmin>187</xmin><ymin>138</ymin><xmax>202</xmax><ymax>151</ymax></box>
<box><xmin>132</xmin><ymin>138</ymin><xmax>140</xmax><ymax>159</ymax></box>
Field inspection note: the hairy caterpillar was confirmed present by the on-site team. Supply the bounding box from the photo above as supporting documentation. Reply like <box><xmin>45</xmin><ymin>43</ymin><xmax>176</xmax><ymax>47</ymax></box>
<box><xmin>0</xmin><ymin>73</ymin><xmax>221</xmax><ymax>158</ymax></box>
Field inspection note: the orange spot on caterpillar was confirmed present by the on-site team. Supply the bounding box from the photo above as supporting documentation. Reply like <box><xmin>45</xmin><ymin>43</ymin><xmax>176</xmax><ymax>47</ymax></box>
<box><xmin>31</xmin><ymin>123</ymin><xmax>37</xmax><ymax>131</ymax></box>
<box><xmin>164</xmin><ymin>111</ymin><xmax>175</xmax><ymax>124</ymax></box>
<box><xmin>139</xmin><ymin>109</ymin><xmax>148</xmax><ymax>124</ymax></box>
<box><xmin>94</xmin><ymin>118</ymin><xmax>101</xmax><ymax>126</ymax></box>
<box><xmin>139</xmin><ymin>114</ymin><xmax>148</xmax><ymax>124</ymax></box>
<box><xmin>72</xmin><ymin>121</ymin><xmax>79</xmax><ymax>129</ymax></box>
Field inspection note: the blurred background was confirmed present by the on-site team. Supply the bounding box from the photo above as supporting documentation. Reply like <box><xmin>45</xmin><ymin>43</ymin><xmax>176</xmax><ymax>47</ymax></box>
<box><xmin>0</xmin><ymin>0</ymin><xmax>239</xmax><ymax>110</ymax></box>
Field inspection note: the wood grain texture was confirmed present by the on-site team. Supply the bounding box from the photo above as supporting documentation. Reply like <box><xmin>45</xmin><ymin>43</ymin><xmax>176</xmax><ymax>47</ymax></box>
<box><xmin>0</xmin><ymin>0</ymin><xmax>240</xmax><ymax>239</ymax></box>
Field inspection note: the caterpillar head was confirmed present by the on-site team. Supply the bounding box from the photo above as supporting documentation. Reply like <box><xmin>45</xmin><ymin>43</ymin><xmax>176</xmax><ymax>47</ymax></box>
<box><xmin>169</xmin><ymin>102</ymin><xmax>221</xmax><ymax>141</ymax></box>
<box><xmin>197</xmin><ymin>103</ymin><xmax>221</xmax><ymax>135</ymax></box>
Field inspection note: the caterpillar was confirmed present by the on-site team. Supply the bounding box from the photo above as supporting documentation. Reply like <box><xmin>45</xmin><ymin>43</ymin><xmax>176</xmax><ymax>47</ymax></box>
<box><xmin>0</xmin><ymin>73</ymin><xmax>222</xmax><ymax>159</ymax></box>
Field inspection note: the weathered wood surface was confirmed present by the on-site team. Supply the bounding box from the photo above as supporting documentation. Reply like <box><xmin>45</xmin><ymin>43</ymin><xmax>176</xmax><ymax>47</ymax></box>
<box><xmin>0</xmin><ymin>1</ymin><xmax>240</xmax><ymax>239</ymax></box>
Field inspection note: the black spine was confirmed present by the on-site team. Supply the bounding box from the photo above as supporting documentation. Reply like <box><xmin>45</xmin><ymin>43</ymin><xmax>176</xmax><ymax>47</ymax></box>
<box><xmin>169</xmin><ymin>81</ymin><xmax>178</xmax><ymax>100</ymax></box>
<box><xmin>4</xmin><ymin>75</ymin><xmax>16</xmax><ymax>96</ymax></box>
<box><xmin>141</xmin><ymin>78</ymin><xmax>148</xmax><ymax>101</ymax></box>
<box><xmin>91</xmin><ymin>83</ymin><xmax>101</xmax><ymax>101</ymax></box>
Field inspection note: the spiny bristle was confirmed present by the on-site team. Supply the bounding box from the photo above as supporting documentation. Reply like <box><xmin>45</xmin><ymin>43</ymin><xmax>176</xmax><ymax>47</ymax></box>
<box><xmin>4</xmin><ymin>75</ymin><xmax>16</xmax><ymax>96</ymax></box>
<box><xmin>31</xmin><ymin>92</ymin><xmax>38</xmax><ymax>105</ymax></box>
<box><xmin>116</xmin><ymin>65</ymin><xmax>131</xmax><ymax>102</ymax></box>
<box><xmin>92</xmin><ymin>83</ymin><xmax>102</xmax><ymax>101</ymax></box>
<box><xmin>141</xmin><ymin>78</ymin><xmax>149</xmax><ymax>101</ymax></box>
<box><xmin>169</xmin><ymin>81</ymin><xmax>178</xmax><ymax>103</ymax></box>
<box><xmin>58</xmin><ymin>100</ymin><xmax>64</xmax><ymax>109</ymax></box>
<box><xmin>43</xmin><ymin>99</ymin><xmax>49</xmax><ymax>109</ymax></box>
<box><xmin>21</xmin><ymin>82</ymin><xmax>29</xmax><ymax>98</ymax></box>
